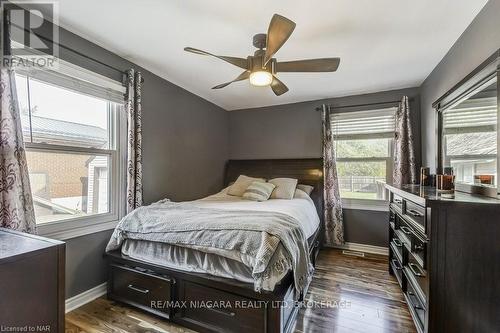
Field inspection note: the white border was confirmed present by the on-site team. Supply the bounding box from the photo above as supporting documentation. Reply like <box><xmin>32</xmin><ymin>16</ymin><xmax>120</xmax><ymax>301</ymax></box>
<box><xmin>65</xmin><ymin>282</ymin><xmax>107</xmax><ymax>313</ymax></box>
<box><xmin>333</xmin><ymin>242</ymin><xmax>388</xmax><ymax>256</ymax></box>
<box><xmin>341</xmin><ymin>200</ymin><xmax>389</xmax><ymax>212</ymax></box>
<box><xmin>41</xmin><ymin>220</ymin><xmax>117</xmax><ymax>240</ymax></box>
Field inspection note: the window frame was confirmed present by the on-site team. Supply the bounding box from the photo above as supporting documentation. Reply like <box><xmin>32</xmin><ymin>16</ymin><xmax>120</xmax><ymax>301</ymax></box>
<box><xmin>331</xmin><ymin>108</ymin><xmax>396</xmax><ymax>211</ymax></box>
<box><xmin>16</xmin><ymin>67</ymin><xmax>127</xmax><ymax>240</ymax></box>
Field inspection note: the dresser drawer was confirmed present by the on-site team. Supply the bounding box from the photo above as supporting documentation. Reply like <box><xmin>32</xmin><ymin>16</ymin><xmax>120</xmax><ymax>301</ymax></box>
<box><xmin>110</xmin><ymin>264</ymin><xmax>175</xmax><ymax>318</ymax></box>
<box><xmin>411</xmin><ymin>231</ymin><xmax>427</xmax><ymax>269</ymax></box>
<box><xmin>390</xmin><ymin>256</ymin><xmax>404</xmax><ymax>290</ymax></box>
<box><xmin>406</xmin><ymin>254</ymin><xmax>428</xmax><ymax>304</ymax></box>
<box><xmin>178</xmin><ymin>281</ymin><xmax>266</xmax><ymax>333</ymax></box>
<box><xmin>389</xmin><ymin>209</ymin><xmax>395</xmax><ymax>229</ymax></box>
<box><xmin>396</xmin><ymin>217</ymin><xmax>413</xmax><ymax>249</ymax></box>
<box><xmin>404</xmin><ymin>200</ymin><xmax>426</xmax><ymax>234</ymax></box>
<box><xmin>390</xmin><ymin>233</ymin><xmax>404</xmax><ymax>262</ymax></box>
<box><xmin>392</xmin><ymin>194</ymin><xmax>403</xmax><ymax>211</ymax></box>
<box><xmin>398</xmin><ymin>217</ymin><xmax>427</xmax><ymax>268</ymax></box>
<box><xmin>405</xmin><ymin>273</ymin><xmax>426</xmax><ymax>332</ymax></box>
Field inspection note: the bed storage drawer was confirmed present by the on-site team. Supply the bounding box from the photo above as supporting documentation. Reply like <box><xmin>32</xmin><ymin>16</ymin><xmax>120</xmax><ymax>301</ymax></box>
<box><xmin>178</xmin><ymin>281</ymin><xmax>266</xmax><ymax>333</ymax></box>
<box><xmin>109</xmin><ymin>264</ymin><xmax>175</xmax><ymax>318</ymax></box>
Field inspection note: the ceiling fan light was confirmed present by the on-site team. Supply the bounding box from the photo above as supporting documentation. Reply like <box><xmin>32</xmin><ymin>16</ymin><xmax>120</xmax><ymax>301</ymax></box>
<box><xmin>249</xmin><ymin>71</ymin><xmax>273</xmax><ymax>86</ymax></box>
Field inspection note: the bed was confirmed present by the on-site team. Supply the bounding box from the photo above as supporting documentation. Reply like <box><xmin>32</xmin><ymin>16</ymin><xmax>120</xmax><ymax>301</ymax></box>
<box><xmin>105</xmin><ymin>158</ymin><xmax>324</xmax><ymax>333</ymax></box>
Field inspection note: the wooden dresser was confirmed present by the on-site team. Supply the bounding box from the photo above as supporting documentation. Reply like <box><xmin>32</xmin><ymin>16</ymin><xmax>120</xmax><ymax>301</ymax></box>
<box><xmin>385</xmin><ymin>184</ymin><xmax>500</xmax><ymax>333</ymax></box>
<box><xmin>0</xmin><ymin>228</ymin><xmax>65</xmax><ymax>333</ymax></box>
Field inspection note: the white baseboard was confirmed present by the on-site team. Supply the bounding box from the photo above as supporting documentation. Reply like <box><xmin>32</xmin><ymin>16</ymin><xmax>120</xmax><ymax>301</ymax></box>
<box><xmin>65</xmin><ymin>282</ymin><xmax>107</xmax><ymax>313</ymax></box>
<box><xmin>333</xmin><ymin>242</ymin><xmax>388</xmax><ymax>256</ymax></box>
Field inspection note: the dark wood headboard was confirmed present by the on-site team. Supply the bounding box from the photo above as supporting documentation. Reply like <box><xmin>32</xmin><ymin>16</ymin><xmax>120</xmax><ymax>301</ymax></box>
<box><xmin>224</xmin><ymin>159</ymin><xmax>324</xmax><ymax>229</ymax></box>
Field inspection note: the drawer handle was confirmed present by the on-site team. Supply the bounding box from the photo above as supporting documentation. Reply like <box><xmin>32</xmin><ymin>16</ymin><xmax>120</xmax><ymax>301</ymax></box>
<box><xmin>391</xmin><ymin>259</ymin><xmax>402</xmax><ymax>270</ymax></box>
<box><xmin>408</xmin><ymin>292</ymin><xmax>425</xmax><ymax>310</ymax></box>
<box><xmin>400</xmin><ymin>226</ymin><xmax>413</xmax><ymax>236</ymax></box>
<box><xmin>127</xmin><ymin>284</ymin><xmax>150</xmax><ymax>294</ymax></box>
<box><xmin>408</xmin><ymin>263</ymin><xmax>424</xmax><ymax>277</ymax></box>
<box><xmin>413</xmin><ymin>244</ymin><xmax>425</xmax><ymax>252</ymax></box>
<box><xmin>408</xmin><ymin>209</ymin><xmax>423</xmax><ymax>218</ymax></box>
<box><xmin>392</xmin><ymin>238</ymin><xmax>403</xmax><ymax>247</ymax></box>
<box><xmin>206</xmin><ymin>306</ymin><xmax>236</xmax><ymax>317</ymax></box>
<box><xmin>394</xmin><ymin>199</ymin><xmax>402</xmax><ymax>204</ymax></box>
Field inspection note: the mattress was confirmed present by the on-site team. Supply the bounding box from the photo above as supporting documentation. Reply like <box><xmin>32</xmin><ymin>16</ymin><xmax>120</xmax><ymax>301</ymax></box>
<box><xmin>121</xmin><ymin>187</ymin><xmax>320</xmax><ymax>289</ymax></box>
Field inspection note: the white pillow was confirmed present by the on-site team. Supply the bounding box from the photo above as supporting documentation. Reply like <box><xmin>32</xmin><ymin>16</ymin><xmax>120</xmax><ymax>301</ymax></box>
<box><xmin>297</xmin><ymin>184</ymin><xmax>314</xmax><ymax>195</ymax></box>
<box><xmin>269</xmin><ymin>178</ymin><xmax>298</xmax><ymax>200</ymax></box>
<box><xmin>242</xmin><ymin>182</ymin><xmax>276</xmax><ymax>201</ymax></box>
<box><xmin>227</xmin><ymin>175</ymin><xmax>266</xmax><ymax>196</ymax></box>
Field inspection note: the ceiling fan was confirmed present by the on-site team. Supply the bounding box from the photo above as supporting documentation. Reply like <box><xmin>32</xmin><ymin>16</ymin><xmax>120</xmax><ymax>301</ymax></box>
<box><xmin>184</xmin><ymin>14</ymin><xmax>340</xmax><ymax>96</ymax></box>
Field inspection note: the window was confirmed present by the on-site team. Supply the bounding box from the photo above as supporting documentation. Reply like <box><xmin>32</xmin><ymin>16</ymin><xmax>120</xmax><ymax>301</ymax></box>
<box><xmin>14</xmin><ymin>59</ymin><xmax>126</xmax><ymax>234</ymax></box>
<box><xmin>441</xmin><ymin>79</ymin><xmax>497</xmax><ymax>187</ymax></box>
<box><xmin>331</xmin><ymin>108</ymin><xmax>396</xmax><ymax>206</ymax></box>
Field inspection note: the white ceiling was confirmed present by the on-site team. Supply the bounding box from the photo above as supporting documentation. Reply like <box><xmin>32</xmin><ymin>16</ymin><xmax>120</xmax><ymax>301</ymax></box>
<box><xmin>57</xmin><ymin>0</ymin><xmax>488</xmax><ymax>110</ymax></box>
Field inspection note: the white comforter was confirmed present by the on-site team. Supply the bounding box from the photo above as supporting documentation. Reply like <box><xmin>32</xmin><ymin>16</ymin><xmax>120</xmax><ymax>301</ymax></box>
<box><xmin>119</xmin><ymin>187</ymin><xmax>320</xmax><ymax>291</ymax></box>
<box><xmin>194</xmin><ymin>187</ymin><xmax>320</xmax><ymax>238</ymax></box>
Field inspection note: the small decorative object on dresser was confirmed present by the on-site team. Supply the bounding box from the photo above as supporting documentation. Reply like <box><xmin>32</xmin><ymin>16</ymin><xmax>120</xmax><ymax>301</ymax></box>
<box><xmin>0</xmin><ymin>228</ymin><xmax>65</xmax><ymax>333</ymax></box>
<box><xmin>386</xmin><ymin>184</ymin><xmax>500</xmax><ymax>333</ymax></box>
<box><xmin>420</xmin><ymin>167</ymin><xmax>430</xmax><ymax>186</ymax></box>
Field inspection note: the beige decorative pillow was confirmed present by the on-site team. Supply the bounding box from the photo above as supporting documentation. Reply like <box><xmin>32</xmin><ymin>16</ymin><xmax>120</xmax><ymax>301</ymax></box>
<box><xmin>227</xmin><ymin>175</ymin><xmax>265</xmax><ymax>196</ymax></box>
<box><xmin>243</xmin><ymin>182</ymin><xmax>276</xmax><ymax>201</ymax></box>
<box><xmin>269</xmin><ymin>178</ymin><xmax>298</xmax><ymax>199</ymax></box>
<box><xmin>297</xmin><ymin>184</ymin><xmax>314</xmax><ymax>195</ymax></box>
<box><xmin>293</xmin><ymin>188</ymin><xmax>310</xmax><ymax>199</ymax></box>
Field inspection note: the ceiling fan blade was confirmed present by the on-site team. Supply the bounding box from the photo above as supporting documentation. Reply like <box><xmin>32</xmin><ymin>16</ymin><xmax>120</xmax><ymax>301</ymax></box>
<box><xmin>263</xmin><ymin>14</ymin><xmax>296</xmax><ymax>65</ymax></box>
<box><xmin>276</xmin><ymin>58</ymin><xmax>341</xmax><ymax>72</ymax></box>
<box><xmin>212</xmin><ymin>71</ymin><xmax>250</xmax><ymax>89</ymax></box>
<box><xmin>270</xmin><ymin>76</ymin><xmax>289</xmax><ymax>96</ymax></box>
<box><xmin>184</xmin><ymin>47</ymin><xmax>248</xmax><ymax>70</ymax></box>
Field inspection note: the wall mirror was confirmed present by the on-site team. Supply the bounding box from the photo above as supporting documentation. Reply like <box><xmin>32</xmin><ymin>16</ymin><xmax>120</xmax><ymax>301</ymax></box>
<box><xmin>434</xmin><ymin>50</ymin><xmax>499</xmax><ymax>197</ymax></box>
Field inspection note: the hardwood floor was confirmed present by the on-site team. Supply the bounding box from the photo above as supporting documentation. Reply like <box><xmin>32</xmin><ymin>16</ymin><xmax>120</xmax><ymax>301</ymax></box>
<box><xmin>294</xmin><ymin>250</ymin><xmax>416</xmax><ymax>333</ymax></box>
<box><xmin>65</xmin><ymin>249</ymin><xmax>416</xmax><ymax>333</ymax></box>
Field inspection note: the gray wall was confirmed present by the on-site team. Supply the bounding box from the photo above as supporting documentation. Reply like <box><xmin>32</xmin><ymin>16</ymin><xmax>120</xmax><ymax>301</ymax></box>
<box><xmin>229</xmin><ymin>87</ymin><xmax>421</xmax><ymax>247</ymax></box>
<box><xmin>52</xmin><ymin>27</ymin><xmax>229</xmax><ymax>298</ymax></box>
<box><xmin>420</xmin><ymin>0</ymin><xmax>500</xmax><ymax>170</ymax></box>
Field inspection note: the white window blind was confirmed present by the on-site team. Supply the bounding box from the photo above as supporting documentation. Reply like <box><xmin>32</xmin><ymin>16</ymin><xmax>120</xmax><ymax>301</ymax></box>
<box><xmin>10</xmin><ymin>40</ymin><xmax>125</xmax><ymax>104</ymax></box>
<box><xmin>331</xmin><ymin>107</ymin><xmax>397</xmax><ymax>140</ymax></box>
<box><xmin>443</xmin><ymin>97</ymin><xmax>497</xmax><ymax>134</ymax></box>
<box><xmin>14</xmin><ymin>60</ymin><xmax>125</xmax><ymax>104</ymax></box>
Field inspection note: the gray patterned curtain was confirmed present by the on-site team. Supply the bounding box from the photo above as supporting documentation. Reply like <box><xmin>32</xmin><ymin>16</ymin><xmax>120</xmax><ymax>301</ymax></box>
<box><xmin>0</xmin><ymin>67</ymin><xmax>36</xmax><ymax>233</ymax></box>
<box><xmin>393</xmin><ymin>96</ymin><xmax>417</xmax><ymax>186</ymax></box>
<box><xmin>125</xmin><ymin>69</ymin><xmax>143</xmax><ymax>213</ymax></box>
<box><xmin>321</xmin><ymin>104</ymin><xmax>344</xmax><ymax>246</ymax></box>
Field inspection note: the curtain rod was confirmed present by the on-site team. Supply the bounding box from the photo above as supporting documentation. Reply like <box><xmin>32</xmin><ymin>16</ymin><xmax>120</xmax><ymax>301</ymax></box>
<box><xmin>314</xmin><ymin>99</ymin><xmax>406</xmax><ymax>111</ymax></box>
<box><xmin>8</xmin><ymin>22</ymin><xmax>126</xmax><ymax>76</ymax></box>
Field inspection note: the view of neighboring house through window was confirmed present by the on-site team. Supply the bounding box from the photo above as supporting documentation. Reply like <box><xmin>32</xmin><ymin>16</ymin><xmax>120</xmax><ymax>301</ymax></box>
<box><xmin>441</xmin><ymin>79</ymin><xmax>497</xmax><ymax>187</ymax></box>
<box><xmin>331</xmin><ymin>107</ymin><xmax>396</xmax><ymax>203</ymax></box>
<box><xmin>14</xmin><ymin>62</ymin><xmax>125</xmax><ymax>226</ymax></box>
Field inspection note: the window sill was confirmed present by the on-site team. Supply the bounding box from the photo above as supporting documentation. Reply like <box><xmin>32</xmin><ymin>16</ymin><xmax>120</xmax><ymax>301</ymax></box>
<box><xmin>341</xmin><ymin>199</ymin><xmax>389</xmax><ymax>212</ymax></box>
<box><xmin>37</xmin><ymin>219</ymin><xmax>118</xmax><ymax>241</ymax></box>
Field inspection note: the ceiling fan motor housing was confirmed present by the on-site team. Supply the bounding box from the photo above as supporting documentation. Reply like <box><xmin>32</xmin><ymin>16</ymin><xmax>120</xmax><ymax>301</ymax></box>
<box><xmin>253</xmin><ymin>33</ymin><xmax>267</xmax><ymax>49</ymax></box>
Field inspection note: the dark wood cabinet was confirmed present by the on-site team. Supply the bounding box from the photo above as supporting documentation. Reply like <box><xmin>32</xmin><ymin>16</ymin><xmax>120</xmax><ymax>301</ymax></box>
<box><xmin>386</xmin><ymin>184</ymin><xmax>500</xmax><ymax>333</ymax></box>
<box><xmin>0</xmin><ymin>228</ymin><xmax>65</xmax><ymax>333</ymax></box>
